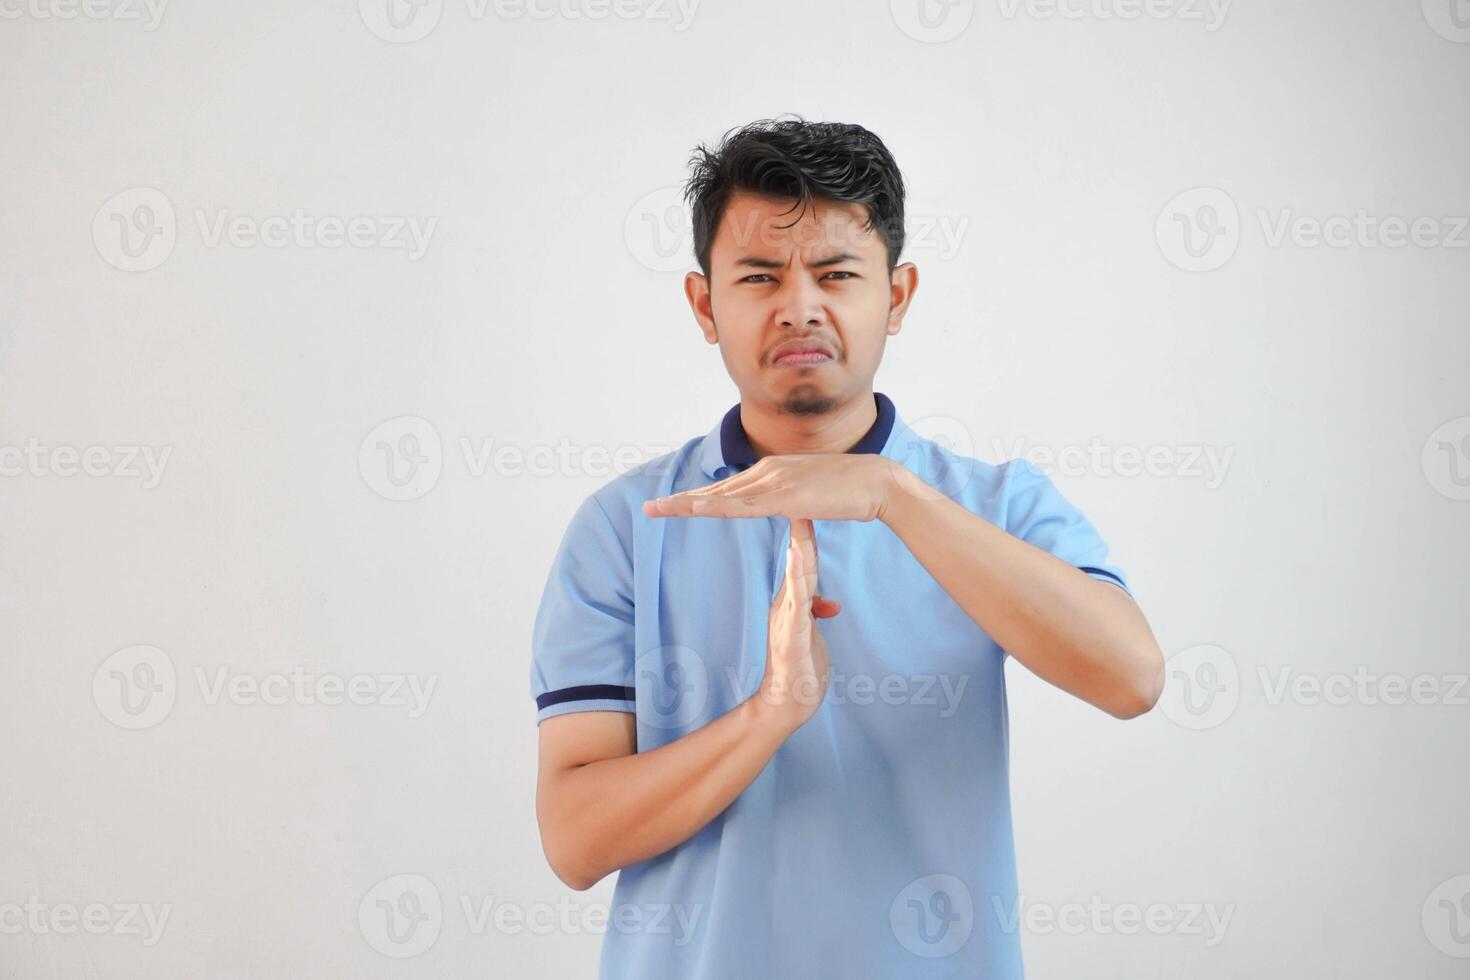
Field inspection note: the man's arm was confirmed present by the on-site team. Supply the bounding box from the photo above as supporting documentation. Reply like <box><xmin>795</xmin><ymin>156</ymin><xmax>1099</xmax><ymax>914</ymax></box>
<box><xmin>537</xmin><ymin>700</ymin><xmax>788</xmax><ymax>890</ymax></box>
<box><xmin>645</xmin><ymin>454</ymin><xmax>1165</xmax><ymax>719</ymax></box>
<box><xmin>536</xmin><ymin>518</ymin><xmax>834</xmax><ymax>890</ymax></box>
<box><xmin>877</xmin><ymin>464</ymin><xmax>1164</xmax><ymax>719</ymax></box>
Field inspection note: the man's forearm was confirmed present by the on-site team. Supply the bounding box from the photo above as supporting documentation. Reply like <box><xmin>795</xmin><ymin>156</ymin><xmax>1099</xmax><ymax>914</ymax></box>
<box><xmin>877</xmin><ymin>470</ymin><xmax>1164</xmax><ymax>718</ymax></box>
<box><xmin>538</xmin><ymin>697</ymin><xmax>794</xmax><ymax>890</ymax></box>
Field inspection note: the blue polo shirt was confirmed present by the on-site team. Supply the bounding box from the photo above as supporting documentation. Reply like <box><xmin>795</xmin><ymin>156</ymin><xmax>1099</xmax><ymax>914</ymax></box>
<box><xmin>529</xmin><ymin>392</ymin><xmax>1130</xmax><ymax>979</ymax></box>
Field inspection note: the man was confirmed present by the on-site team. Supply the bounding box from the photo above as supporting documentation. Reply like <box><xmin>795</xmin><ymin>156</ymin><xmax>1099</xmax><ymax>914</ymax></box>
<box><xmin>529</xmin><ymin>117</ymin><xmax>1165</xmax><ymax>978</ymax></box>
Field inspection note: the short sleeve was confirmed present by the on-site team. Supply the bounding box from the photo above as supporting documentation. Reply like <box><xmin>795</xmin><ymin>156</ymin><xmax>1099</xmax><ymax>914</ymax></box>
<box><xmin>529</xmin><ymin>493</ymin><xmax>637</xmax><ymax>724</ymax></box>
<box><xmin>1001</xmin><ymin>459</ymin><xmax>1132</xmax><ymax>596</ymax></box>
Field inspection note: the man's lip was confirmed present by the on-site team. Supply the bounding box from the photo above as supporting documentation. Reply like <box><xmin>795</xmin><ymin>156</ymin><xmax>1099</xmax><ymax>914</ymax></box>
<box><xmin>772</xmin><ymin>351</ymin><xmax>834</xmax><ymax>366</ymax></box>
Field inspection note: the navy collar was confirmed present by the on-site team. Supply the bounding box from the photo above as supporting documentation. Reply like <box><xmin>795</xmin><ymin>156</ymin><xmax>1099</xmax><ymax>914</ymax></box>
<box><xmin>717</xmin><ymin>392</ymin><xmax>897</xmax><ymax>472</ymax></box>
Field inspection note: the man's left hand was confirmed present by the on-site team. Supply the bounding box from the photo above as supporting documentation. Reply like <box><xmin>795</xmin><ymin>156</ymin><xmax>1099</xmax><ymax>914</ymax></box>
<box><xmin>642</xmin><ymin>454</ymin><xmax>900</xmax><ymax>523</ymax></box>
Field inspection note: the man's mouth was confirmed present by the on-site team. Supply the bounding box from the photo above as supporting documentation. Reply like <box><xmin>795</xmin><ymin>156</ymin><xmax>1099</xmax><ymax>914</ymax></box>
<box><xmin>773</xmin><ymin>350</ymin><xmax>834</xmax><ymax>366</ymax></box>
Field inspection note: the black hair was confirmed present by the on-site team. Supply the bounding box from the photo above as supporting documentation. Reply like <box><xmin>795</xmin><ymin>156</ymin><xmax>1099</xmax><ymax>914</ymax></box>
<box><xmin>682</xmin><ymin>115</ymin><xmax>907</xmax><ymax>276</ymax></box>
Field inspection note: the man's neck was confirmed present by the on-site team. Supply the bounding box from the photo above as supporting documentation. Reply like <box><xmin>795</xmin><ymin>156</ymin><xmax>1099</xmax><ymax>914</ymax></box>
<box><xmin>740</xmin><ymin>391</ymin><xmax>878</xmax><ymax>460</ymax></box>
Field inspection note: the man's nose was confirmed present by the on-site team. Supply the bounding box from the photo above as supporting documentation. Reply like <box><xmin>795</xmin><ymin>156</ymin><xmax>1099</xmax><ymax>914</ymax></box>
<box><xmin>773</xmin><ymin>271</ymin><xmax>827</xmax><ymax>329</ymax></box>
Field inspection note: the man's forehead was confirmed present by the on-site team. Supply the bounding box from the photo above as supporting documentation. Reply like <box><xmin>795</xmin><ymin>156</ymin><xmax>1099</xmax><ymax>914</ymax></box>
<box><xmin>711</xmin><ymin>191</ymin><xmax>880</xmax><ymax>260</ymax></box>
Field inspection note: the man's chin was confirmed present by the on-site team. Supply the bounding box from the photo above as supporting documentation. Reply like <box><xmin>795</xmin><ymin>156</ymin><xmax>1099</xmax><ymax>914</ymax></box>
<box><xmin>774</xmin><ymin>383</ymin><xmax>840</xmax><ymax>418</ymax></box>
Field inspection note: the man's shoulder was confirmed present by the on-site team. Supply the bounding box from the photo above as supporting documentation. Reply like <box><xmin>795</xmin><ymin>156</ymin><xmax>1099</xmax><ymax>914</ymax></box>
<box><xmin>889</xmin><ymin>427</ymin><xmax>1021</xmax><ymax>511</ymax></box>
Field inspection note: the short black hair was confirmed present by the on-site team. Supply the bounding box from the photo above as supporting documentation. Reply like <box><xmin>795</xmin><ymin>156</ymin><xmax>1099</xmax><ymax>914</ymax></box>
<box><xmin>682</xmin><ymin>115</ymin><xmax>907</xmax><ymax>276</ymax></box>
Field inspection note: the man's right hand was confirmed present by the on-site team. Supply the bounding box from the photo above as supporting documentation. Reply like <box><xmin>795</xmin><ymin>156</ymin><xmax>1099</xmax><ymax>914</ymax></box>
<box><xmin>536</xmin><ymin>517</ymin><xmax>841</xmax><ymax>891</ymax></box>
<box><xmin>755</xmin><ymin>517</ymin><xmax>839</xmax><ymax>732</ymax></box>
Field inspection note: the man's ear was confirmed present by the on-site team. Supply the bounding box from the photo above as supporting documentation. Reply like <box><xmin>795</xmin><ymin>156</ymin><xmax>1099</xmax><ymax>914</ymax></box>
<box><xmin>684</xmin><ymin>271</ymin><xmax>719</xmax><ymax>344</ymax></box>
<box><xmin>886</xmin><ymin>262</ymin><xmax>918</xmax><ymax>337</ymax></box>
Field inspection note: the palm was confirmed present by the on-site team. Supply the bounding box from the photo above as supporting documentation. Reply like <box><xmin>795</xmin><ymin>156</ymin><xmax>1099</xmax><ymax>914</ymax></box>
<box><xmin>761</xmin><ymin>518</ymin><xmax>838</xmax><ymax>725</ymax></box>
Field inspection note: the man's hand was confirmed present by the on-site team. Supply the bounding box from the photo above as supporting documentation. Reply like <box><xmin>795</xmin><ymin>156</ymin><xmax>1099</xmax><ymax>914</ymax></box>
<box><xmin>642</xmin><ymin>454</ymin><xmax>910</xmax><ymax>522</ymax></box>
<box><xmin>536</xmin><ymin>522</ymin><xmax>832</xmax><ymax>889</ymax></box>
<box><xmin>753</xmin><ymin>517</ymin><xmax>838</xmax><ymax>733</ymax></box>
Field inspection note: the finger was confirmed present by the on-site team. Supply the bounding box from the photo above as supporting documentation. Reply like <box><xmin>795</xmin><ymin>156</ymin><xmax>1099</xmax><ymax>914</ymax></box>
<box><xmin>655</xmin><ymin>484</ymin><xmax>793</xmax><ymax>517</ymax></box>
<box><xmin>642</xmin><ymin>474</ymin><xmax>739</xmax><ymax>515</ymax></box>
<box><xmin>645</xmin><ymin>478</ymin><xmax>786</xmax><ymax>518</ymax></box>
<box><xmin>691</xmin><ymin>491</ymin><xmax>781</xmax><ymax>518</ymax></box>
<box><xmin>701</xmin><ymin>472</ymin><xmax>783</xmax><ymax>502</ymax></box>
<box><xmin>653</xmin><ymin>464</ymin><xmax>771</xmax><ymax>511</ymax></box>
<box><xmin>779</xmin><ymin>534</ymin><xmax>813</xmax><ymax>643</ymax></box>
<box><xmin>791</xmin><ymin>517</ymin><xmax>818</xmax><ymax>573</ymax></box>
<box><xmin>784</xmin><ymin>526</ymin><xmax>815</xmax><ymax>611</ymax></box>
<box><xmin>685</xmin><ymin>466</ymin><xmax>767</xmax><ymax>496</ymax></box>
<box><xmin>811</xmin><ymin>595</ymin><xmax>841</xmax><ymax>618</ymax></box>
<box><xmin>787</xmin><ymin>518</ymin><xmax>819</xmax><ymax>601</ymax></box>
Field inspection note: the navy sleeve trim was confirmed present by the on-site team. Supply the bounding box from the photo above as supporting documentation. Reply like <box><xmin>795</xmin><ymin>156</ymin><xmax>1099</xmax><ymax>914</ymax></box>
<box><xmin>535</xmin><ymin>684</ymin><xmax>637</xmax><ymax>710</ymax></box>
<box><xmin>1078</xmin><ymin>566</ymin><xmax>1128</xmax><ymax>590</ymax></box>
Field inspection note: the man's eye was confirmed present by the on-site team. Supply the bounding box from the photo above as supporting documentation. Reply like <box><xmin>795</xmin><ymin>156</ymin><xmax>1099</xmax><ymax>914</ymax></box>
<box><xmin>741</xmin><ymin>271</ymin><xmax>854</xmax><ymax>283</ymax></box>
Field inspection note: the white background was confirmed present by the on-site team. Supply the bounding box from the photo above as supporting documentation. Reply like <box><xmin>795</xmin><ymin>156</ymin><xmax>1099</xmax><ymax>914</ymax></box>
<box><xmin>2</xmin><ymin>0</ymin><xmax>1468</xmax><ymax>976</ymax></box>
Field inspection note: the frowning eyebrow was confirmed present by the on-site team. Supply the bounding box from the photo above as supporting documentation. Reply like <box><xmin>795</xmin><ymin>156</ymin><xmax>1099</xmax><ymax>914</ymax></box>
<box><xmin>733</xmin><ymin>252</ymin><xmax>861</xmax><ymax>270</ymax></box>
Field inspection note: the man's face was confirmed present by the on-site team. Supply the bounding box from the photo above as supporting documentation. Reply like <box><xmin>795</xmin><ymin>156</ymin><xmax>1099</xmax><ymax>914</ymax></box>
<box><xmin>685</xmin><ymin>191</ymin><xmax>917</xmax><ymax>417</ymax></box>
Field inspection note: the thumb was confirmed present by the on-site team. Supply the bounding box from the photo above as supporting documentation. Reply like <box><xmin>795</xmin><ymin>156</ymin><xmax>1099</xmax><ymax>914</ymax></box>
<box><xmin>811</xmin><ymin>594</ymin><xmax>842</xmax><ymax>618</ymax></box>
